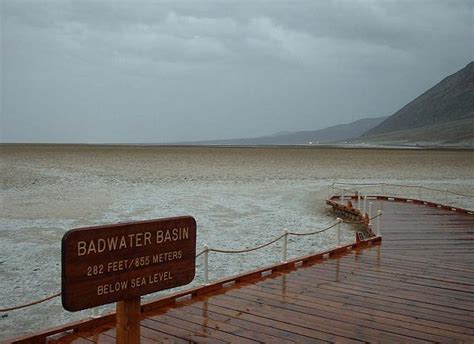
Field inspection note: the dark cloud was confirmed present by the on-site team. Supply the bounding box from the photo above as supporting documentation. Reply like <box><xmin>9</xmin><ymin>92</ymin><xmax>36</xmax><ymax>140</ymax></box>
<box><xmin>1</xmin><ymin>0</ymin><xmax>472</xmax><ymax>143</ymax></box>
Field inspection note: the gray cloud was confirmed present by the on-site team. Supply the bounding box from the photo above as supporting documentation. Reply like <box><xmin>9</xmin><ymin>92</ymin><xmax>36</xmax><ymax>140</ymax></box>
<box><xmin>1</xmin><ymin>0</ymin><xmax>472</xmax><ymax>143</ymax></box>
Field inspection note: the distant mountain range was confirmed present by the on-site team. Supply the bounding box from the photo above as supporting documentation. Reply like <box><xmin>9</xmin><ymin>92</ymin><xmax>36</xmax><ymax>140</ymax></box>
<box><xmin>179</xmin><ymin>61</ymin><xmax>473</xmax><ymax>147</ymax></box>
<box><xmin>184</xmin><ymin>116</ymin><xmax>388</xmax><ymax>146</ymax></box>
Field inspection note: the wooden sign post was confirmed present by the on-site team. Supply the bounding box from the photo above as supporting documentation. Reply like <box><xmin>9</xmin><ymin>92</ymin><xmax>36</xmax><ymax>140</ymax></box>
<box><xmin>61</xmin><ymin>216</ymin><xmax>197</xmax><ymax>343</ymax></box>
<box><xmin>116</xmin><ymin>297</ymin><xmax>141</xmax><ymax>344</ymax></box>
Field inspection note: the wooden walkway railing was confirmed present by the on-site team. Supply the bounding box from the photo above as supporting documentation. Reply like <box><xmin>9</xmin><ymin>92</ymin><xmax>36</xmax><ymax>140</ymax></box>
<box><xmin>6</xmin><ymin>196</ymin><xmax>474</xmax><ymax>343</ymax></box>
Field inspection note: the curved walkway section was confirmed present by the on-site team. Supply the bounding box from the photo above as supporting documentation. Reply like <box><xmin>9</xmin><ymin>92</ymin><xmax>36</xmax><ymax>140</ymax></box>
<box><xmin>9</xmin><ymin>199</ymin><xmax>474</xmax><ymax>343</ymax></box>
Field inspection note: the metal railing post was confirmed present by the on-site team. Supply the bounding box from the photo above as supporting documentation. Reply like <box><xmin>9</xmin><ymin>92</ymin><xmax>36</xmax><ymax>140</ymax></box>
<box><xmin>357</xmin><ymin>193</ymin><xmax>361</xmax><ymax>211</ymax></box>
<box><xmin>282</xmin><ymin>229</ymin><xmax>289</xmax><ymax>263</ymax></box>
<box><xmin>203</xmin><ymin>244</ymin><xmax>209</xmax><ymax>285</ymax></box>
<box><xmin>377</xmin><ymin>210</ymin><xmax>382</xmax><ymax>236</ymax></box>
<box><xmin>363</xmin><ymin>195</ymin><xmax>367</xmax><ymax>215</ymax></box>
<box><xmin>418</xmin><ymin>186</ymin><xmax>422</xmax><ymax>200</ymax></box>
<box><xmin>369</xmin><ymin>202</ymin><xmax>373</xmax><ymax>226</ymax></box>
<box><xmin>341</xmin><ymin>189</ymin><xmax>345</xmax><ymax>205</ymax></box>
<box><xmin>445</xmin><ymin>190</ymin><xmax>448</xmax><ymax>204</ymax></box>
<box><xmin>336</xmin><ymin>218</ymin><xmax>342</xmax><ymax>246</ymax></box>
<box><xmin>381</xmin><ymin>183</ymin><xmax>385</xmax><ymax>195</ymax></box>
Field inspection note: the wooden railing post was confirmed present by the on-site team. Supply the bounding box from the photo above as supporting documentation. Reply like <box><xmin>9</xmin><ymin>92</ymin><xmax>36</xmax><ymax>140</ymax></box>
<box><xmin>282</xmin><ymin>229</ymin><xmax>289</xmax><ymax>262</ymax></box>
<box><xmin>377</xmin><ymin>210</ymin><xmax>382</xmax><ymax>236</ymax></box>
<box><xmin>336</xmin><ymin>218</ymin><xmax>342</xmax><ymax>246</ymax></box>
<box><xmin>369</xmin><ymin>202</ymin><xmax>373</xmax><ymax>226</ymax></box>
<box><xmin>203</xmin><ymin>244</ymin><xmax>210</xmax><ymax>285</ymax></box>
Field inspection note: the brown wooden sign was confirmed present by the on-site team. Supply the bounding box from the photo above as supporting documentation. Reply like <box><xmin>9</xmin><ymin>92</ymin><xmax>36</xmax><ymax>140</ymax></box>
<box><xmin>61</xmin><ymin>216</ymin><xmax>196</xmax><ymax>311</ymax></box>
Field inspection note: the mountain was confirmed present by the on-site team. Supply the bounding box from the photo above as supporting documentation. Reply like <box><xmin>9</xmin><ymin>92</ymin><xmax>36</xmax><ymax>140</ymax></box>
<box><xmin>358</xmin><ymin>117</ymin><xmax>474</xmax><ymax>146</ymax></box>
<box><xmin>362</xmin><ymin>62</ymin><xmax>474</xmax><ymax>144</ymax></box>
<box><xmin>185</xmin><ymin>116</ymin><xmax>387</xmax><ymax>145</ymax></box>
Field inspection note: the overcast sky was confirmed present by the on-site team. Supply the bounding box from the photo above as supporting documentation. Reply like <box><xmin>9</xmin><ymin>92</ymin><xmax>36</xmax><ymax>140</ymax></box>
<box><xmin>1</xmin><ymin>0</ymin><xmax>472</xmax><ymax>143</ymax></box>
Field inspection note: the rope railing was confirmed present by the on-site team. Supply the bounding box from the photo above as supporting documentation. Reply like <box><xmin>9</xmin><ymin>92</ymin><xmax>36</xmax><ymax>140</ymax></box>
<box><xmin>198</xmin><ymin>215</ymin><xmax>379</xmax><ymax>284</ymax></box>
<box><xmin>0</xmin><ymin>292</ymin><xmax>61</xmax><ymax>312</ymax></box>
<box><xmin>208</xmin><ymin>233</ymin><xmax>287</xmax><ymax>254</ymax></box>
<box><xmin>2</xmin><ymin>188</ymin><xmax>389</xmax><ymax>313</ymax></box>
<box><xmin>18</xmin><ymin>180</ymin><xmax>466</xmax><ymax>323</ymax></box>
<box><xmin>288</xmin><ymin>222</ymin><xmax>339</xmax><ymax>236</ymax></box>
<box><xmin>342</xmin><ymin>218</ymin><xmax>365</xmax><ymax>224</ymax></box>
<box><xmin>329</xmin><ymin>181</ymin><xmax>474</xmax><ymax>212</ymax></box>
<box><xmin>1</xmin><ymin>217</ymin><xmax>358</xmax><ymax>313</ymax></box>
<box><xmin>330</xmin><ymin>182</ymin><xmax>474</xmax><ymax>198</ymax></box>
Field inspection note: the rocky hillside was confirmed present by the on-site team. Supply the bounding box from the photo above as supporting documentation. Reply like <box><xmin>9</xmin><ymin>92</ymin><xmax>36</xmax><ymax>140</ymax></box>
<box><xmin>363</xmin><ymin>62</ymin><xmax>474</xmax><ymax>140</ymax></box>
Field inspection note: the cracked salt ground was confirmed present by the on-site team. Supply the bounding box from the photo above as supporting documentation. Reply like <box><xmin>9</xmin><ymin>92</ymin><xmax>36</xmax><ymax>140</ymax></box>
<box><xmin>1</xmin><ymin>145</ymin><xmax>473</xmax><ymax>339</ymax></box>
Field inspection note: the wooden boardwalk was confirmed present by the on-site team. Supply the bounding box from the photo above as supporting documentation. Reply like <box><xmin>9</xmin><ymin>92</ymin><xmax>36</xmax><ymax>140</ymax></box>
<box><xmin>11</xmin><ymin>199</ymin><xmax>474</xmax><ymax>343</ymax></box>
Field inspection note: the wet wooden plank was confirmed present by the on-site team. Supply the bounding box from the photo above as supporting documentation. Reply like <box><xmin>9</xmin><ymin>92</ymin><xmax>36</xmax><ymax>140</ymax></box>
<box><xmin>296</xmin><ymin>263</ymin><xmax>474</xmax><ymax>299</ymax></box>
<box><xmin>181</xmin><ymin>303</ymin><xmax>297</xmax><ymax>343</ymax></box>
<box><xmin>145</xmin><ymin>312</ymin><xmax>260</xmax><ymax>343</ymax></box>
<box><xmin>209</xmin><ymin>294</ymin><xmax>431</xmax><ymax>343</ymax></box>
<box><xmin>49</xmin><ymin>336</ymin><xmax>94</xmax><ymax>344</ymax></box>
<box><xmin>138</xmin><ymin>326</ymin><xmax>190</xmax><ymax>344</ymax></box>
<box><xmin>186</xmin><ymin>301</ymin><xmax>330</xmax><ymax>344</ymax></box>
<box><xmin>257</xmin><ymin>277</ymin><xmax>474</xmax><ymax>326</ymax></box>
<box><xmin>141</xmin><ymin>317</ymin><xmax>226</xmax><ymax>343</ymax></box>
<box><xmin>162</xmin><ymin>306</ymin><xmax>295</xmax><ymax>343</ymax></box>
<box><xmin>204</xmin><ymin>295</ymin><xmax>364</xmax><ymax>343</ymax></box>
<box><xmin>226</xmin><ymin>285</ymin><xmax>474</xmax><ymax>342</ymax></box>
<box><xmin>287</xmin><ymin>276</ymin><xmax>474</xmax><ymax>313</ymax></box>
<box><xmin>244</xmin><ymin>282</ymin><xmax>474</xmax><ymax>335</ymax></box>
